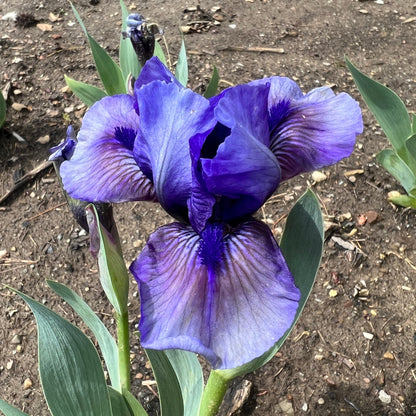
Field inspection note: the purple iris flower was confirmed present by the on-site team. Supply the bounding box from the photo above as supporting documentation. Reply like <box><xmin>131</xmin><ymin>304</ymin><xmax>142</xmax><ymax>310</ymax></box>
<box><xmin>59</xmin><ymin>57</ymin><xmax>363</xmax><ymax>369</ymax></box>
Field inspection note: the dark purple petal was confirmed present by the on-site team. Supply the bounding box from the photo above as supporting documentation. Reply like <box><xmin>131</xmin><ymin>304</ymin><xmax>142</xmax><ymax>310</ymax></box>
<box><xmin>188</xmin><ymin>132</ymin><xmax>216</xmax><ymax>233</ymax></box>
<box><xmin>196</xmin><ymin>84</ymin><xmax>281</xmax><ymax>222</ymax></box>
<box><xmin>134</xmin><ymin>56</ymin><xmax>180</xmax><ymax>91</ymax></box>
<box><xmin>60</xmin><ymin>94</ymin><xmax>156</xmax><ymax>203</ymax></box>
<box><xmin>269</xmin><ymin>87</ymin><xmax>363</xmax><ymax>180</ymax></box>
<box><xmin>49</xmin><ymin>126</ymin><xmax>76</xmax><ymax>162</ymax></box>
<box><xmin>131</xmin><ymin>219</ymin><xmax>300</xmax><ymax>370</ymax></box>
<box><xmin>135</xmin><ymin>80</ymin><xmax>216</xmax><ymax>220</ymax></box>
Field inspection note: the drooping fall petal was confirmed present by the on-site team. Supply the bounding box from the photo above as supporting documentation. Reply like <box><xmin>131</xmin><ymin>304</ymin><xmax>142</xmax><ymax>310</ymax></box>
<box><xmin>130</xmin><ymin>219</ymin><xmax>300</xmax><ymax>370</ymax></box>
<box><xmin>60</xmin><ymin>94</ymin><xmax>156</xmax><ymax>203</ymax></box>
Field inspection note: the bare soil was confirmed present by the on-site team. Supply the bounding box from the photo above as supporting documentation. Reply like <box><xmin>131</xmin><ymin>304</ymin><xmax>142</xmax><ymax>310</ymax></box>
<box><xmin>1</xmin><ymin>0</ymin><xmax>416</xmax><ymax>415</ymax></box>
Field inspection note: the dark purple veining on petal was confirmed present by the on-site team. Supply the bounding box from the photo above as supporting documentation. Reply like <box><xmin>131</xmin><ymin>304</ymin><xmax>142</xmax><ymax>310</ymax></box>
<box><xmin>114</xmin><ymin>126</ymin><xmax>137</xmax><ymax>151</ymax></box>
<box><xmin>268</xmin><ymin>99</ymin><xmax>291</xmax><ymax>137</ymax></box>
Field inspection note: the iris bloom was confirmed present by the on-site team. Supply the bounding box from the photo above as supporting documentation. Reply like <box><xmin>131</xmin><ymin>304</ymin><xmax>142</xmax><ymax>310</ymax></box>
<box><xmin>59</xmin><ymin>57</ymin><xmax>363</xmax><ymax>369</ymax></box>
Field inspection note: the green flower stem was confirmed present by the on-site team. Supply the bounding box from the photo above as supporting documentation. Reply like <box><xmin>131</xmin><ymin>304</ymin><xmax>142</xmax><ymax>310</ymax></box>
<box><xmin>116</xmin><ymin>310</ymin><xmax>130</xmax><ymax>391</ymax></box>
<box><xmin>199</xmin><ymin>370</ymin><xmax>230</xmax><ymax>416</ymax></box>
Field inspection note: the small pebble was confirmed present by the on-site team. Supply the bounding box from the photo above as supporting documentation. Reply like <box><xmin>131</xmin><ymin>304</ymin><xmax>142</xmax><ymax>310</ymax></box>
<box><xmin>363</xmin><ymin>332</ymin><xmax>374</xmax><ymax>340</ymax></box>
<box><xmin>317</xmin><ymin>397</ymin><xmax>325</xmax><ymax>405</ymax></box>
<box><xmin>278</xmin><ymin>399</ymin><xmax>294</xmax><ymax>416</ymax></box>
<box><xmin>11</xmin><ymin>334</ymin><xmax>22</xmax><ymax>344</ymax></box>
<box><xmin>329</xmin><ymin>289</ymin><xmax>338</xmax><ymax>297</ymax></box>
<box><xmin>312</xmin><ymin>170</ymin><xmax>327</xmax><ymax>183</ymax></box>
<box><xmin>36</xmin><ymin>134</ymin><xmax>50</xmax><ymax>144</ymax></box>
<box><xmin>383</xmin><ymin>351</ymin><xmax>394</xmax><ymax>360</ymax></box>
<box><xmin>23</xmin><ymin>378</ymin><xmax>32</xmax><ymax>390</ymax></box>
<box><xmin>302</xmin><ymin>402</ymin><xmax>308</xmax><ymax>412</ymax></box>
<box><xmin>378</xmin><ymin>389</ymin><xmax>391</xmax><ymax>404</ymax></box>
<box><xmin>12</xmin><ymin>103</ymin><xmax>27</xmax><ymax>111</ymax></box>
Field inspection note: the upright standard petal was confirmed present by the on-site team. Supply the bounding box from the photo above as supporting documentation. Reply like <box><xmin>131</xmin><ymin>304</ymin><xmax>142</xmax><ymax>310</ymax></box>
<box><xmin>60</xmin><ymin>94</ymin><xmax>156</xmax><ymax>203</ymax></box>
<box><xmin>131</xmin><ymin>219</ymin><xmax>300</xmax><ymax>370</ymax></box>
<box><xmin>134</xmin><ymin>56</ymin><xmax>180</xmax><ymax>90</ymax></box>
<box><xmin>190</xmin><ymin>84</ymin><xmax>281</xmax><ymax>224</ymax></box>
<box><xmin>135</xmin><ymin>80</ymin><xmax>216</xmax><ymax>221</ymax></box>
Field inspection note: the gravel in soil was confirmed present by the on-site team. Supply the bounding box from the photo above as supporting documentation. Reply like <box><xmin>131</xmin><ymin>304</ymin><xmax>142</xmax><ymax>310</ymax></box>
<box><xmin>1</xmin><ymin>0</ymin><xmax>416</xmax><ymax>415</ymax></box>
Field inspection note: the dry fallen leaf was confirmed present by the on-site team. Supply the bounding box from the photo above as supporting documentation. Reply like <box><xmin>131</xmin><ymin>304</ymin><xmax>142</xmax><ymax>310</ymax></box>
<box><xmin>402</xmin><ymin>16</ymin><xmax>416</xmax><ymax>24</ymax></box>
<box><xmin>48</xmin><ymin>12</ymin><xmax>61</xmax><ymax>22</ymax></box>
<box><xmin>37</xmin><ymin>23</ymin><xmax>53</xmax><ymax>31</ymax></box>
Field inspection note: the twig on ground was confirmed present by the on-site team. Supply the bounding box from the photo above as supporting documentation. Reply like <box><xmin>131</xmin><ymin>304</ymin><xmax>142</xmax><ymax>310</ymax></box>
<box><xmin>25</xmin><ymin>201</ymin><xmax>67</xmax><ymax>222</ymax></box>
<box><xmin>0</xmin><ymin>160</ymin><xmax>53</xmax><ymax>205</ymax></box>
<box><xmin>218</xmin><ymin>46</ymin><xmax>285</xmax><ymax>54</ymax></box>
<box><xmin>386</xmin><ymin>251</ymin><xmax>416</xmax><ymax>271</ymax></box>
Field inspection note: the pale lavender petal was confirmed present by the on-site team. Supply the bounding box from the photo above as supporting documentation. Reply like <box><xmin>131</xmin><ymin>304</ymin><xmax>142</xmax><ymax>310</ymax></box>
<box><xmin>60</xmin><ymin>94</ymin><xmax>156</xmax><ymax>203</ymax></box>
<box><xmin>131</xmin><ymin>220</ymin><xmax>300</xmax><ymax>370</ymax></box>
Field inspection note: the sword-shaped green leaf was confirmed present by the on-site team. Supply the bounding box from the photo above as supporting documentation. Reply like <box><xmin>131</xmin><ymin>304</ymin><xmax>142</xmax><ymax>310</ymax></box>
<box><xmin>175</xmin><ymin>36</ymin><xmax>188</xmax><ymax>87</ymax></box>
<box><xmin>119</xmin><ymin>0</ymin><xmax>141</xmax><ymax>80</ymax></box>
<box><xmin>64</xmin><ymin>75</ymin><xmax>107</xmax><ymax>107</ymax></box>
<box><xmin>0</xmin><ymin>399</ymin><xmax>30</xmax><ymax>416</ymax></box>
<box><xmin>70</xmin><ymin>2</ymin><xmax>126</xmax><ymax>96</ymax></box>
<box><xmin>14</xmin><ymin>290</ymin><xmax>112</xmax><ymax>416</ymax></box>
<box><xmin>203</xmin><ymin>66</ymin><xmax>219</xmax><ymax>99</ymax></box>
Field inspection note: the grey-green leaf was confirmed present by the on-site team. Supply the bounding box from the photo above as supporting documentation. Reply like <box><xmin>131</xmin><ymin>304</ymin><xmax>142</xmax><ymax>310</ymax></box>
<box><xmin>217</xmin><ymin>189</ymin><xmax>323</xmax><ymax>380</ymax></box>
<box><xmin>0</xmin><ymin>399</ymin><xmax>30</xmax><ymax>416</ymax></box>
<box><xmin>203</xmin><ymin>66</ymin><xmax>219</xmax><ymax>99</ymax></box>
<box><xmin>153</xmin><ymin>42</ymin><xmax>167</xmax><ymax>66</ymax></box>
<box><xmin>376</xmin><ymin>148</ymin><xmax>416</xmax><ymax>196</ymax></box>
<box><xmin>405</xmin><ymin>133</ymin><xmax>416</xmax><ymax>161</ymax></box>
<box><xmin>0</xmin><ymin>92</ymin><xmax>6</xmax><ymax>127</ymax></box>
<box><xmin>15</xmin><ymin>290</ymin><xmax>112</xmax><ymax>416</ymax></box>
<box><xmin>175</xmin><ymin>37</ymin><xmax>188</xmax><ymax>87</ymax></box>
<box><xmin>346</xmin><ymin>57</ymin><xmax>411</xmax><ymax>158</ymax></box>
<box><xmin>64</xmin><ymin>75</ymin><xmax>107</xmax><ymax>107</ymax></box>
<box><xmin>70</xmin><ymin>2</ymin><xmax>126</xmax><ymax>95</ymax></box>
<box><xmin>164</xmin><ymin>350</ymin><xmax>203</xmax><ymax>416</ymax></box>
<box><xmin>86</xmin><ymin>205</ymin><xmax>129</xmax><ymax>316</ymax></box>
<box><xmin>108</xmin><ymin>387</ymin><xmax>132</xmax><ymax>416</ymax></box>
<box><xmin>119</xmin><ymin>0</ymin><xmax>141</xmax><ymax>80</ymax></box>
<box><xmin>122</xmin><ymin>390</ymin><xmax>148</xmax><ymax>416</ymax></box>
<box><xmin>146</xmin><ymin>349</ymin><xmax>184</xmax><ymax>416</ymax></box>
<box><xmin>46</xmin><ymin>280</ymin><xmax>120</xmax><ymax>391</ymax></box>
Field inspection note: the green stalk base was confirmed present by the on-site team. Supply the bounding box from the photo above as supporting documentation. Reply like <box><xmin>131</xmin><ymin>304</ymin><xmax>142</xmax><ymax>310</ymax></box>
<box><xmin>116</xmin><ymin>310</ymin><xmax>131</xmax><ymax>392</ymax></box>
<box><xmin>199</xmin><ymin>370</ymin><xmax>230</xmax><ymax>416</ymax></box>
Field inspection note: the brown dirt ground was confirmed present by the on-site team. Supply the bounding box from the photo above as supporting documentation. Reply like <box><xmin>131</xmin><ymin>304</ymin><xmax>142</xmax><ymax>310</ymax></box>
<box><xmin>1</xmin><ymin>0</ymin><xmax>416</xmax><ymax>415</ymax></box>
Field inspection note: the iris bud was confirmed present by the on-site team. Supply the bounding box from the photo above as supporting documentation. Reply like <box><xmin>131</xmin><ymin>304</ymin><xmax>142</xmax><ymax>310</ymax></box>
<box><xmin>122</xmin><ymin>14</ymin><xmax>160</xmax><ymax>66</ymax></box>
